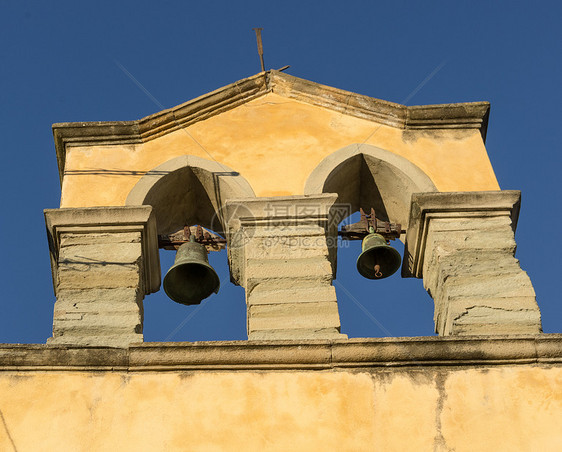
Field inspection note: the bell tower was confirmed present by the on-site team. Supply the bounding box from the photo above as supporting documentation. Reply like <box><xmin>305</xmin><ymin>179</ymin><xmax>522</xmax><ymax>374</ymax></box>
<box><xmin>45</xmin><ymin>70</ymin><xmax>542</xmax><ymax>346</ymax></box>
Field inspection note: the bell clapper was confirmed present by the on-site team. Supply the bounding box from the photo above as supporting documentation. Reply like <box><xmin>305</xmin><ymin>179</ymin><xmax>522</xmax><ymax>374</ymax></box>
<box><xmin>368</xmin><ymin>227</ymin><xmax>385</xmax><ymax>277</ymax></box>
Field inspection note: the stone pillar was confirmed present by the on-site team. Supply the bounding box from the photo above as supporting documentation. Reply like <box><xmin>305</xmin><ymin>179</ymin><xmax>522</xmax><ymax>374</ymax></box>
<box><xmin>403</xmin><ymin>191</ymin><xmax>541</xmax><ymax>336</ymax></box>
<box><xmin>44</xmin><ymin>206</ymin><xmax>160</xmax><ymax>347</ymax></box>
<box><xmin>224</xmin><ymin>194</ymin><xmax>347</xmax><ymax>340</ymax></box>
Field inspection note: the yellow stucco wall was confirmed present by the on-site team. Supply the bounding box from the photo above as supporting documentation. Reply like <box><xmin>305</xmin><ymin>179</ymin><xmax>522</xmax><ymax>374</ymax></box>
<box><xmin>0</xmin><ymin>366</ymin><xmax>560</xmax><ymax>451</ymax></box>
<box><xmin>59</xmin><ymin>93</ymin><xmax>499</xmax><ymax>208</ymax></box>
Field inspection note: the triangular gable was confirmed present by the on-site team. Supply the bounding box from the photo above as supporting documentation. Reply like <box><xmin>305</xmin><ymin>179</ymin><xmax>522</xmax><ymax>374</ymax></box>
<box><xmin>52</xmin><ymin>70</ymin><xmax>489</xmax><ymax>184</ymax></box>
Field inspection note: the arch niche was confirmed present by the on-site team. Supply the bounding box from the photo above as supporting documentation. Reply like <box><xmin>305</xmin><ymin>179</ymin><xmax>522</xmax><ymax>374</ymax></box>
<box><xmin>305</xmin><ymin>144</ymin><xmax>437</xmax><ymax>231</ymax></box>
<box><xmin>126</xmin><ymin>155</ymin><xmax>255</xmax><ymax>236</ymax></box>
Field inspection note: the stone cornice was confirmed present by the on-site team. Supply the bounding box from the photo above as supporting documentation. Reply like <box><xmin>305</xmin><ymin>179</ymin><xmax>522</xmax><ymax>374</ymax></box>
<box><xmin>0</xmin><ymin>335</ymin><xmax>561</xmax><ymax>371</ymax></box>
<box><xmin>270</xmin><ymin>72</ymin><xmax>490</xmax><ymax>134</ymax></box>
<box><xmin>52</xmin><ymin>71</ymin><xmax>490</xmax><ymax>185</ymax></box>
<box><xmin>402</xmin><ymin>191</ymin><xmax>521</xmax><ymax>278</ymax></box>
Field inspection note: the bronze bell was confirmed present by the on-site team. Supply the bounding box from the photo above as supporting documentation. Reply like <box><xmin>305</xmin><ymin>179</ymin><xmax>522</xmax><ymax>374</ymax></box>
<box><xmin>356</xmin><ymin>232</ymin><xmax>401</xmax><ymax>279</ymax></box>
<box><xmin>163</xmin><ymin>237</ymin><xmax>220</xmax><ymax>305</ymax></box>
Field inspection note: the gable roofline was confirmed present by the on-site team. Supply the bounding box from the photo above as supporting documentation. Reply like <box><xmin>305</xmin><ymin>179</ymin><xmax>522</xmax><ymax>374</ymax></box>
<box><xmin>52</xmin><ymin>70</ymin><xmax>490</xmax><ymax>185</ymax></box>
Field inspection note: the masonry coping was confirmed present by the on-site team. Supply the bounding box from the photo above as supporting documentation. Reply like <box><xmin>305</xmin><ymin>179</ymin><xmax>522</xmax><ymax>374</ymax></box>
<box><xmin>0</xmin><ymin>335</ymin><xmax>560</xmax><ymax>371</ymax></box>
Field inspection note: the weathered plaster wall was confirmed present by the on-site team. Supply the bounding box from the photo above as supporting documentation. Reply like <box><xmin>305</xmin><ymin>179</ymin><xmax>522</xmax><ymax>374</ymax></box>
<box><xmin>0</xmin><ymin>366</ymin><xmax>560</xmax><ymax>451</ymax></box>
<box><xmin>59</xmin><ymin>93</ymin><xmax>499</xmax><ymax>208</ymax></box>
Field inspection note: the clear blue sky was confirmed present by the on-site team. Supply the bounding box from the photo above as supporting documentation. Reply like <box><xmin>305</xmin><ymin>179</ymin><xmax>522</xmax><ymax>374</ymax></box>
<box><xmin>0</xmin><ymin>1</ymin><xmax>560</xmax><ymax>343</ymax></box>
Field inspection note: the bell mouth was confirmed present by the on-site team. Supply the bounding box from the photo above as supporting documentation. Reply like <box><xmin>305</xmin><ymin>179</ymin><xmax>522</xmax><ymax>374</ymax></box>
<box><xmin>163</xmin><ymin>262</ymin><xmax>220</xmax><ymax>305</ymax></box>
<box><xmin>163</xmin><ymin>241</ymin><xmax>221</xmax><ymax>305</ymax></box>
<box><xmin>356</xmin><ymin>247</ymin><xmax>402</xmax><ymax>279</ymax></box>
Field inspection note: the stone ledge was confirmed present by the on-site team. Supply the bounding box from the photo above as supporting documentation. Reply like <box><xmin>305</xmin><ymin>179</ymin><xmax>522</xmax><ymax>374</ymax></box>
<box><xmin>1</xmin><ymin>335</ymin><xmax>561</xmax><ymax>371</ymax></box>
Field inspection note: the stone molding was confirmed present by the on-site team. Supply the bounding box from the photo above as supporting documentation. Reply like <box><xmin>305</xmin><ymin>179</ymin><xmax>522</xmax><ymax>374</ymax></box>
<box><xmin>0</xmin><ymin>335</ymin><xmax>561</xmax><ymax>371</ymax></box>
<box><xmin>44</xmin><ymin>206</ymin><xmax>161</xmax><ymax>295</ymax></box>
<box><xmin>402</xmin><ymin>190</ymin><xmax>521</xmax><ymax>278</ymax></box>
<box><xmin>53</xmin><ymin>70</ymin><xmax>490</xmax><ymax>184</ymax></box>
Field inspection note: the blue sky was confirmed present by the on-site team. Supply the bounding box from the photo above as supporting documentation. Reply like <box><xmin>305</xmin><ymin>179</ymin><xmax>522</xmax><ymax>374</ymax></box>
<box><xmin>0</xmin><ymin>1</ymin><xmax>560</xmax><ymax>343</ymax></box>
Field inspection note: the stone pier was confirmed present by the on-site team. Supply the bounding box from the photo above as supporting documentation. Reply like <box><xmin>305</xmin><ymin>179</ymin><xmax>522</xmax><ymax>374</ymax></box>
<box><xmin>44</xmin><ymin>206</ymin><xmax>160</xmax><ymax>347</ymax></box>
<box><xmin>224</xmin><ymin>194</ymin><xmax>347</xmax><ymax>340</ymax></box>
<box><xmin>403</xmin><ymin>191</ymin><xmax>542</xmax><ymax>336</ymax></box>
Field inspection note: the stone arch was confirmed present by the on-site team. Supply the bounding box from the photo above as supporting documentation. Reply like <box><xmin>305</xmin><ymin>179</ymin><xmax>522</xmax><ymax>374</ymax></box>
<box><xmin>126</xmin><ymin>155</ymin><xmax>255</xmax><ymax>236</ymax></box>
<box><xmin>304</xmin><ymin>144</ymin><xmax>437</xmax><ymax>229</ymax></box>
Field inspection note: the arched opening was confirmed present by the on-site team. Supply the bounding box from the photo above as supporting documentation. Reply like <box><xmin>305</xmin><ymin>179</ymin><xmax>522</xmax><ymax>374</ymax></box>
<box><xmin>306</xmin><ymin>144</ymin><xmax>438</xmax><ymax>337</ymax></box>
<box><xmin>125</xmin><ymin>155</ymin><xmax>254</xmax><ymax>341</ymax></box>
<box><xmin>335</xmin><ymin>212</ymin><xmax>435</xmax><ymax>338</ymax></box>
<box><xmin>143</xmin><ymin>246</ymin><xmax>247</xmax><ymax>342</ymax></box>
